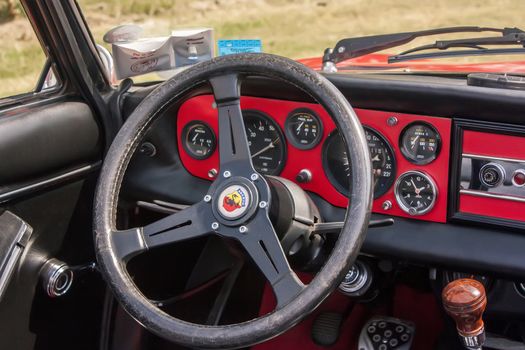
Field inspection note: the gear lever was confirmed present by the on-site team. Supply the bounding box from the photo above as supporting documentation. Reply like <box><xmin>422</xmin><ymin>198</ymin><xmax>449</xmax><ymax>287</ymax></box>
<box><xmin>442</xmin><ymin>278</ymin><xmax>487</xmax><ymax>350</ymax></box>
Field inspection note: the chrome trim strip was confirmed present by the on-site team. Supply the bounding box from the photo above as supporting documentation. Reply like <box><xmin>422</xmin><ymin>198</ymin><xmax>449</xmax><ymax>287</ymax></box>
<box><xmin>0</xmin><ymin>163</ymin><xmax>100</xmax><ymax>203</ymax></box>
<box><xmin>460</xmin><ymin>189</ymin><xmax>525</xmax><ymax>203</ymax></box>
<box><xmin>462</xmin><ymin>153</ymin><xmax>525</xmax><ymax>164</ymax></box>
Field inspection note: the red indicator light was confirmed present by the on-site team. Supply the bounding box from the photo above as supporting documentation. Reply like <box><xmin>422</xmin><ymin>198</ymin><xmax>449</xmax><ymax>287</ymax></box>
<box><xmin>512</xmin><ymin>170</ymin><xmax>525</xmax><ymax>187</ymax></box>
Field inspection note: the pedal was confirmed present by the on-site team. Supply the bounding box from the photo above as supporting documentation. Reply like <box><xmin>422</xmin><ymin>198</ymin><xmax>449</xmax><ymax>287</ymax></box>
<box><xmin>358</xmin><ymin>316</ymin><xmax>415</xmax><ymax>350</ymax></box>
<box><xmin>311</xmin><ymin>312</ymin><xmax>344</xmax><ymax>346</ymax></box>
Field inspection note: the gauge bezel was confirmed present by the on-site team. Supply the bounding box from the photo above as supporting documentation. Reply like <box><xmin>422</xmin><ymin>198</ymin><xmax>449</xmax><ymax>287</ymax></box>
<box><xmin>242</xmin><ymin>109</ymin><xmax>287</xmax><ymax>176</ymax></box>
<box><xmin>181</xmin><ymin>121</ymin><xmax>216</xmax><ymax>160</ymax></box>
<box><xmin>284</xmin><ymin>108</ymin><xmax>324</xmax><ymax>150</ymax></box>
<box><xmin>399</xmin><ymin>121</ymin><xmax>441</xmax><ymax>165</ymax></box>
<box><xmin>394</xmin><ymin>170</ymin><xmax>438</xmax><ymax>216</ymax></box>
<box><xmin>322</xmin><ymin>127</ymin><xmax>397</xmax><ymax>199</ymax></box>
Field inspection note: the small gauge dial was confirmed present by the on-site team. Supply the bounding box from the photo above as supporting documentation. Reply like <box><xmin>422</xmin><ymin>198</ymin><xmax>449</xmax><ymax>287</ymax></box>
<box><xmin>285</xmin><ymin>109</ymin><xmax>323</xmax><ymax>149</ymax></box>
<box><xmin>400</xmin><ymin>122</ymin><xmax>441</xmax><ymax>164</ymax></box>
<box><xmin>182</xmin><ymin>121</ymin><xmax>216</xmax><ymax>159</ymax></box>
<box><xmin>323</xmin><ymin>127</ymin><xmax>396</xmax><ymax>199</ymax></box>
<box><xmin>395</xmin><ymin>171</ymin><xmax>437</xmax><ymax>216</ymax></box>
<box><xmin>243</xmin><ymin>110</ymin><xmax>286</xmax><ymax>175</ymax></box>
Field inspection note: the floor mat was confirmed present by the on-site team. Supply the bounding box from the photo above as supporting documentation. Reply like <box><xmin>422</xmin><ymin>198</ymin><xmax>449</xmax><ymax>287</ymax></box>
<box><xmin>254</xmin><ymin>279</ymin><xmax>444</xmax><ymax>350</ymax></box>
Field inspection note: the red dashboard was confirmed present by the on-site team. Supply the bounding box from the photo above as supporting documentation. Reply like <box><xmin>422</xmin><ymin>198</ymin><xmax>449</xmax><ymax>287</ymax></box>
<box><xmin>177</xmin><ymin>95</ymin><xmax>452</xmax><ymax>223</ymax></box>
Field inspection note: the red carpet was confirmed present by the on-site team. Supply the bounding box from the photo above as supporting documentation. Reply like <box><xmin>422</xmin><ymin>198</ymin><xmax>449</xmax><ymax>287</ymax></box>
<box><xmin>254</xmin><ymin>277</ymin><xmax>444</xmax><ymax>350</ymax></box>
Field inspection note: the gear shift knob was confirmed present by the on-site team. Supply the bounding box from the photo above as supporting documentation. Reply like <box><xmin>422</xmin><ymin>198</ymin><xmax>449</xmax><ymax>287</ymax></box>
<box><xmin>442</xmin><ymin>278</ymin><xmax>487</xmax><ymax>350</ymax></box>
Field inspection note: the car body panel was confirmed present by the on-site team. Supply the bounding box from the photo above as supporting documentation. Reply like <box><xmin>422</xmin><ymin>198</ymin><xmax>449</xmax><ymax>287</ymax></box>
<box><xmin>299</xmin><ymin>53</ymin><xmax>525</xmax><ymax>73</ymax></box>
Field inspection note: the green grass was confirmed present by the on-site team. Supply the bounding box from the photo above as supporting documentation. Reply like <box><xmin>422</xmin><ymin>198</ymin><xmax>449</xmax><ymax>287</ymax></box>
<box><xmin>0</xmin><ymin>44</ymin><xmax>45</xmax><ymax>79</ymax></box>
<box><xmin>2</xmin><ymin>0</ymin><xmax>525</xmax><ymax>98</ymax></box>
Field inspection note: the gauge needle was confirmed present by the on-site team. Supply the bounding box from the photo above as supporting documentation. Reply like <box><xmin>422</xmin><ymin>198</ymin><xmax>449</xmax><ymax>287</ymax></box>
<box><xmin>296</xmin><ymin>122</ymin><xmax>304</xmax><ymax>134</ymax></box>
<box><xmin>371</xmin><ymin>154</ymin><xmax>380</xmax><ymax>162</ymax></box>
<box><xmin>411</xmin><ymin>136</ymin><xmax>420</xmax><ymax>149</ymax></box>
<box><xmin>251</xmin><ymin>141</ymin><xmax>276</xmax><ymax>158</ymax></box>
<box><xmin>411</xmin><ymin>179</ymin><xmax>420</xmax><ymax>195</ymax></box>
<box><xmin>191</xmin><ymin>133</ymin><xmax>198</xmax><ymax>143</ymax></box>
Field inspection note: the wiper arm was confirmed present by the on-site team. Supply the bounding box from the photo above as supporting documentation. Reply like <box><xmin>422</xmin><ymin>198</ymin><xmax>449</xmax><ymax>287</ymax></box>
<box><xmin>322</xmin><ymin>26</ymin><xmax>524</xmax><ymax>71</ymax></box>
<box><xmin>389</xmin><ymin>28</ymin><xmax>525</xmax><ymax>63</ymax></box>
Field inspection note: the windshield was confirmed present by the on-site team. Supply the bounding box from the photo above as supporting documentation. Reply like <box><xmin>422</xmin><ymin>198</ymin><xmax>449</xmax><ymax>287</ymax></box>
<box><xmin>78</xmin><ymin>0</ymin><xmax>525</xmax><ymax>82</ymax></box>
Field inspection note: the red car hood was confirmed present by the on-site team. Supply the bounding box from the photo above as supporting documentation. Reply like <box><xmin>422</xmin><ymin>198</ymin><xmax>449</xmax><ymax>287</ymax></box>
<box><xmin>299</xmin><ymin>53</ymin><xmax>525</xmax><ymax>74</ymax></box>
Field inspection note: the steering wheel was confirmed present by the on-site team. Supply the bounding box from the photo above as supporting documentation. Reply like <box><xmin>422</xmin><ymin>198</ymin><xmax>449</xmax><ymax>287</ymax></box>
<box><xmin>94</xmin><ymin>53</ymin><xmax>372</xmax><ymax>349</ymax></box>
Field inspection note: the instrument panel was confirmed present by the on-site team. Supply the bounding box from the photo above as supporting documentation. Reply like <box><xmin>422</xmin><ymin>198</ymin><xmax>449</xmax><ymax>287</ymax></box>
<box><xmin>177</xmin><ymin>95</ymin><xmax>451</xmax><ymax>223</ymax></box>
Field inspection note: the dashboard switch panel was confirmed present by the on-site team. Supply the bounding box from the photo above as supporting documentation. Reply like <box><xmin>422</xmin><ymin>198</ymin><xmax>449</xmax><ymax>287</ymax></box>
<box><xmin>453</xmin><ymin>126</ymin><xmax>525</xmax><ymax>227</ymax></box>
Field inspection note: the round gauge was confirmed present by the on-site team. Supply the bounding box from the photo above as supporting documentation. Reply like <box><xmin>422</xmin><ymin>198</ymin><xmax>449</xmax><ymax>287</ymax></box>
<box><xmin>400</xmin><ymin>122</ymin><xmax>441</xmax><ymax>165</ymax></box>
<box><xmin>323</xmin><ymin>127</ymin><xmax>396</xmax><ymax>199</ymax></box>
<box><xmin>395</xmin><ymin>171</ymin><xmax>437</xmax><ymax>216</ymax></box>
<box><xmin>243</xmin><ymin>110</ymin><xmax>286</xmax><ymax>175</ymax></box>
<box><xmin>182</xmin><ymin>121</ymin><xmax>216</xmax><ymax>159</ymax></box>
<box><xmin>284</xmin><ymin>109</ymin><xmax>323</xmax><ymax>149</ymax></box>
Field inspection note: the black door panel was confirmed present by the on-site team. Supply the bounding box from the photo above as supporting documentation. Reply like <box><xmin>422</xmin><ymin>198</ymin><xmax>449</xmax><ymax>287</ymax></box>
<box><xmin>0</xmin><ymin>179</ymin><xmax>103</xmax><ymax>350</ymax></box>
<box><xmin>0</xmin><ymin>101</ymin><xmax>101</xmax><ymax>184</ymax></box>
<box><xmin>0</xmin><ymin>98</ymin><xmax>104</xmax><ymax>349</ymax></box>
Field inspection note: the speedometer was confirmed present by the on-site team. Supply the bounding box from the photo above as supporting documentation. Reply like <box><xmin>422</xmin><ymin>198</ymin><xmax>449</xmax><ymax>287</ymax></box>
<box><xmin>323</xmin><ymin>127</ymin><xmax>396</xmax><ymax>199</ymax></box>
<box><xmin>243</xmin><ymin>110</ymin><xmax>286</xmax><ymax>175</ymax></box>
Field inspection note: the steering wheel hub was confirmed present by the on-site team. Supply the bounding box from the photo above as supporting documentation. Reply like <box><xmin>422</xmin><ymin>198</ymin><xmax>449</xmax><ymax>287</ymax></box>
<box><xmin>212</xmin><ymin>176</ymin><xmax>260</xmax><ymax>225</ymax></box>
<box><xmin>217</xmin><ymin>184</ymin><xmax>251</xmax><ymax>219</ymax></box>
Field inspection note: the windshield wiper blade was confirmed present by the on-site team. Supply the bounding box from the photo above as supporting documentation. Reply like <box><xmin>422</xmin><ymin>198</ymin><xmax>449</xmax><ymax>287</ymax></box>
<box><xmin>322</xmin><ymin>26</ymin><xmax>523</xmax><ymax>71</ymax></box>
<box><xmin>389</xmin><ymin>28</ymin><xmax>525</xmax><ymax>63</ymax></box>
<box><xmin>388</xmin><ymin>47</ymin><xmax>525</xmax><ymax>63</ymax></box>
<box><xmin>388</xmin><ymin>48</ymin><xmax>525</xmax><ymax>63</ymax></box>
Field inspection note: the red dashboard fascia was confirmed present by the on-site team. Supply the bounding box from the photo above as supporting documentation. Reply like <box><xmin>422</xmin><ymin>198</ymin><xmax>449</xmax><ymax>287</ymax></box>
<box><xmin>462</xmin><ymin>130</ymin><xmax>525</xmax><ymax>160</ymax></box>
<box><xmin>459</xmin><ymin>130</ymin><xmax>525</xmax><ymax>222</ymax></box>
<box><xmin>177</xmin><ymin>95</ymin><xmax>451</xmax><ymax>223</ymax></box>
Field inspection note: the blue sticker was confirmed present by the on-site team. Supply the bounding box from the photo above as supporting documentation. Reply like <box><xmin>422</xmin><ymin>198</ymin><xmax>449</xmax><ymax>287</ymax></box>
<box><xmin>218</xmin><ymin>40</ymin><xmax>262</xmax><ymax>56</ymax></box>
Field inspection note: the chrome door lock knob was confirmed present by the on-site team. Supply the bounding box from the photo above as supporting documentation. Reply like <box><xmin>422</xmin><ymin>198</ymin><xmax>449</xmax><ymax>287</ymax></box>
<box><xmin>41</xmin><ymin>258</ymin><xmax>73</xmax><ymax>298</ymax></box>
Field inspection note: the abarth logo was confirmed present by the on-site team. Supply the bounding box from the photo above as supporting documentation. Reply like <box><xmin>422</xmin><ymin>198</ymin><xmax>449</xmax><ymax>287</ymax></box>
<box><xmin>222</xmin><ymin>189</ymin><xmax>246</xmax><ymax>212</ymax></box>
<box><xmin>217</xmin><ymin>185</ymin><xmax>250</xmax><ymax>219</ymax></box>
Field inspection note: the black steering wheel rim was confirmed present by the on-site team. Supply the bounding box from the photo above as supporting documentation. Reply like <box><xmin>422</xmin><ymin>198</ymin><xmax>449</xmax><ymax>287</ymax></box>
<box><xmin>94</xmin><ymin>53</ymin><xmax>372</xmax><ymax>349</ymax></box>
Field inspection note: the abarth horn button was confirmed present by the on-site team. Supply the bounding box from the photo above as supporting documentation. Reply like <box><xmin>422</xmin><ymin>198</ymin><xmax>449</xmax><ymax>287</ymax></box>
<box><xmin>217</xmin><ymin>184</ymin><xmax>251</xmax><ymax>220</ymax></box>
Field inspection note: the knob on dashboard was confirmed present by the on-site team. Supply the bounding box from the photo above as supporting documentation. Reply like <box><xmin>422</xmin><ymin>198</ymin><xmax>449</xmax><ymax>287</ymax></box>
<box><xmin>442</xmin><ymin>278</ymin><xmax>487</xmax><ymax>349</ymax></box>
<box><xmin>41</xmin><ymin>258</ymin><xmax>74</xmax><ymax>298</ymax></box>
<box><xmin>338</xmin><ymin>260</ymin><xmax>372</xmax><ymax>297</ymax></box>
<box><xmin>479</xmin><ymin>162</ymin><xmax>505</xmax><ymax>187</ymax></box>
<box><xmin>296</xmin><ymin>169</ymin><xmax>312</xmax><ymax>183</ymax></box>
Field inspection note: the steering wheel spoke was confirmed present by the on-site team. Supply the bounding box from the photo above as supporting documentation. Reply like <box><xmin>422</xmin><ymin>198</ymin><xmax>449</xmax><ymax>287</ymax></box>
<box><xmin>237</xmin><ymin>214</ymin><xmax>305</xmax><ymax>308</ymax></box>
<box><xmin>111</xmin><ymin>201</ymin><xmax>213</xmax><ymax>261</ymax></box>
<box><xmin>209</xmin><ymin>73</ymin><xmax>255</xmax><ymax>176</ymax></box>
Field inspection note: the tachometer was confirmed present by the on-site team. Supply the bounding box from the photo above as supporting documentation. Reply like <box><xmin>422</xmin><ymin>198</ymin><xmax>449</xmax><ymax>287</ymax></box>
<box><xmin>243</xmin><ymin>110</ymin><xmax>286</xmax><ymax>175</ymax></box>
<box><xmin>182</xmin><ymin>121</ymin><xmax>216</xmax><ymax>159</ymax></box>
<box><xmin>323</xmin><ymin>127</ymin><xmax>396</xmax><ymax>198</ymax></box>
<box><xmin>284</xmin><ymin>109</ymin><xmax>323</xmax><ymax>149</ymax></box>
